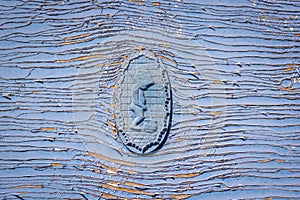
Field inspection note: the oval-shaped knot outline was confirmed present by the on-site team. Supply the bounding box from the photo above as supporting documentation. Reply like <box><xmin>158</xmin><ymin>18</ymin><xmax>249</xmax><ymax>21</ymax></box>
<box><xmin>113</xmin><ymin>50</ymin><xmax>172</xmax><ymax>154</ymax></box>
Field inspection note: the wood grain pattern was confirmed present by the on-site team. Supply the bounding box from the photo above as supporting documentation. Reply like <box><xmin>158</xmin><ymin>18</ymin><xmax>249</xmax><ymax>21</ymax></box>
<box><xmin>0</xmin><ymin>0</ymin><xmax>300</xmax><ymax>199</ymax></box>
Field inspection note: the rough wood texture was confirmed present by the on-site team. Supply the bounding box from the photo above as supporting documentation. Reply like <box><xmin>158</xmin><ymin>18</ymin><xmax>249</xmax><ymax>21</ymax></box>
<box><xmin>0</xmin><ymin>0</ymin><xmax>300</xmax><ymax>199</ymax></box>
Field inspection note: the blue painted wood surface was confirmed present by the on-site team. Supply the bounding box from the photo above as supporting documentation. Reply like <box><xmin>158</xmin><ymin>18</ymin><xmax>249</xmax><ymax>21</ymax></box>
<box><xmin>0</xmin><ymin>0</ymin><xmax>299</xmax><ymax>199</ymax></box>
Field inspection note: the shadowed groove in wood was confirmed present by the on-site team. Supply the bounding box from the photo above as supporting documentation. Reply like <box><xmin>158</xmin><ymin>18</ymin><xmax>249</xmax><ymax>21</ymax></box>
<box><xmin>0</xmin><ymin>0</ymin><xmax>300</xmax><ymax>199</ymax></box>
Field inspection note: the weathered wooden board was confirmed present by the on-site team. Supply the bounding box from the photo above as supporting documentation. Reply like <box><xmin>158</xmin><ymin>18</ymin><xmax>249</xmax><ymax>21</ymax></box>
<box><xmin>0</xmin><ymin>0</ymin><xmax>300</xmax><ymax>199</ymax></box>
